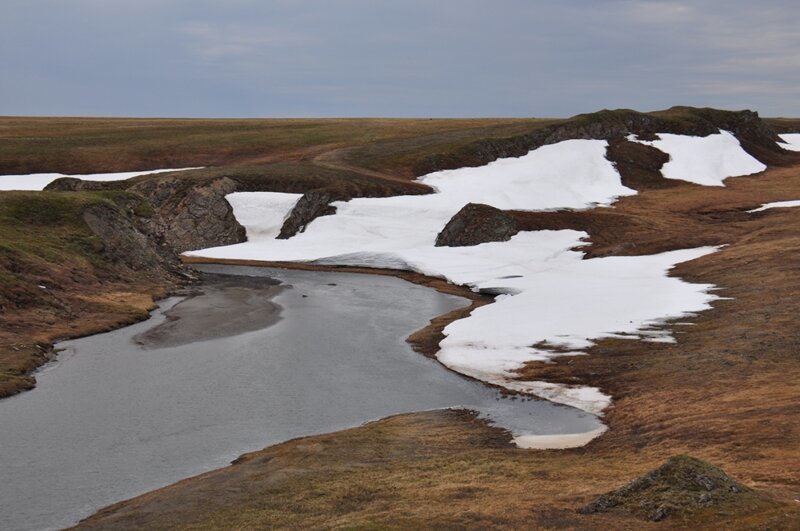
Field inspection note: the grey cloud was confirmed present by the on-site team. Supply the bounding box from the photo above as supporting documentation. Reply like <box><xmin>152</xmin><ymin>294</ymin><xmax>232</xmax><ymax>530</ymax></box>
<box><xmin>0</xmin><ymin>0</ymin><xmax>798</xmax><ymax>117</ymax></box>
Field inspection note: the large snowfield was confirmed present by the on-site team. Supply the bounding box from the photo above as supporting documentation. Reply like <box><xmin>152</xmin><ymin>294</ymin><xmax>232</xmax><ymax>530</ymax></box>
<box><xmin>0</xmin><ymin>168</ymin><xmax>199</xmax><ymax>191</ymax></box>
<box><xmin>187</xmin><ymin>131</ymin><xmax>767</xmax><ymax>445</ymax></box>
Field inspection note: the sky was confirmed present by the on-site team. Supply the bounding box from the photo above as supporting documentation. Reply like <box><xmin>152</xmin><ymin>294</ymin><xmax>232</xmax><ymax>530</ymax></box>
<box><xmin>1</xmin><ymin>0</ymin><xmax>798</xmax><ymax>118</ymax></box>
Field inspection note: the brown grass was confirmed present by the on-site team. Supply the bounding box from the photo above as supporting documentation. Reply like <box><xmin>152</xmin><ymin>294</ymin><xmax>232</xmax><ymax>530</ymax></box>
<box><xmin>0</xmin><ymin>116</ymin><xmax>551</xmax><ymax>176</ymax></box>
<box><xmin>0</xmin><ymin>191</ymin><xmax>179</xmax><ymax>397</ymax></box>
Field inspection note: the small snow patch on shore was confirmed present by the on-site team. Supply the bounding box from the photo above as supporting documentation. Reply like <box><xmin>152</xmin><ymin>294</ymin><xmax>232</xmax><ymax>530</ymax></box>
<box><xmin>747</xmin><ymin>199</ymin><xmax>800</xmax><ymax>213</ymax></box>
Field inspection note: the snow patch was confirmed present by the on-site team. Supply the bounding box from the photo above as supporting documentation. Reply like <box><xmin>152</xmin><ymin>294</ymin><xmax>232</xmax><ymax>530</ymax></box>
<box><xmin>226</xmin><ymin>192</ymin><xmax>302</xmax><ymax>241</ymax></box>
<box><xmin>747</xmin><ymin>200</ymin><xmax>800</xmax><ymax>213</ymax></box>
<box><xmin>632</xmin><ymin>130</ymin><xmax>766</xmax><ymax>186</ymax></box>
<box><xmin>0</xmin><ymin>168</ymin><xmax>201</xmax><ymax>191</ymax></box>
<box><xmin>514</xmin><ymin>426</ymin><xmax>608</xmax><ymax>449</ymax></box>
<box><xmin>778</xmin><ymin>133</ymin><xmax>800</xmax><ymax>152</ymax></box>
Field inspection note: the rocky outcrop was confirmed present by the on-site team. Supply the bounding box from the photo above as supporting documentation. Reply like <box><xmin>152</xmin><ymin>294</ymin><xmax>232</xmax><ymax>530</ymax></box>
<box><xmin>605</xmin><ymin>138</ymin><xmax>676</xmax><ymax>190</ymax></box>
<box><xmin>277</xmin><ymin>191</ymin><xmax>338</xmax><ymax>239</ymax></box>
<box><xmin>82</xmin><ymin>203</ymin><xmax>169</xmax><ymax>273</ymax></box>
<box><xmin>129</xmin><ymin>176</ymin><xmax>245</xmax><ymax>253</ymax></box>
<box><xmin>416</xmin><ymin>107</ymin><xmax>796</xmax><ymax>176</ymax></box>
<box><xmin>48</xmin><ymin>175</ymin><xmax>246</xmax><ymax>254</ymax></box>
<box><xmin>578</xmin><ymin>455</ymin><xmax>773</xmax><ymax>522</ymax></box>
<box><xmin>435</xmin><ymin>203</ymin><xmax>520</xmax><ymax>247</ymax></box>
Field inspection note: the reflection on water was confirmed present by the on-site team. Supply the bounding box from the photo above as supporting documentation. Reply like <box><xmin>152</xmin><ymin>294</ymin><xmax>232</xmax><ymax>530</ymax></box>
<box><xmin>0</xmin><ymin>265</ymin><xmax>600</xmax><ymax>531</ymax></box>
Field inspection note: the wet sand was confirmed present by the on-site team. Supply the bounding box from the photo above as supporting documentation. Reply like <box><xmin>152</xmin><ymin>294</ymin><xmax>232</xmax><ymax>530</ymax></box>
<box><xmin>134</xmin><ymin>274</ymin><xmax>284</xmax><ymax>349</ymax></box>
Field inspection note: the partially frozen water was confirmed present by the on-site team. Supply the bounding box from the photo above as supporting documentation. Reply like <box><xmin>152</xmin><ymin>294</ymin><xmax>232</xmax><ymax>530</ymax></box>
<box><xmin>0</xmin><ymin>265</ymin><xmax>600</xmax><ymax>531</ymax></box>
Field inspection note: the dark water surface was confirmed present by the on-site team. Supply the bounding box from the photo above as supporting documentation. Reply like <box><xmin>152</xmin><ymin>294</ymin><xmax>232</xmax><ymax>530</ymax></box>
<box><xmin>0</xmin><ymin>265</ymin><xmax>600</xmax><ymax>530</ymax></box>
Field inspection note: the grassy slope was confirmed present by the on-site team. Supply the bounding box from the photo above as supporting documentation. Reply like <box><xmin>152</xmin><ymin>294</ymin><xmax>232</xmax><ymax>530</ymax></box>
<box><xmin>0</xmin><ymin>192</ymin><xmax>175</xmax><ymax>397</ymax></box>
<box><xmin>764</xmin><ymin>117</ymin><xmax>800</xmax><ymax>133</ymax></box>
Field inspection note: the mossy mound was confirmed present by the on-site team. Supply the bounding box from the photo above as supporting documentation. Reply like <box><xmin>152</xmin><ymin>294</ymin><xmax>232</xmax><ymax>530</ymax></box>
<box><xmin>579</xmin><ymin>455</ymin><xmax>777</xmax><ymax>522</ymax></box>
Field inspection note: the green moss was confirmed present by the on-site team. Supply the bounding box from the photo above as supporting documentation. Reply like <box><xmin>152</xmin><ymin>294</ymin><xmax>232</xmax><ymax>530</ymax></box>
<box><xmin>0</xmin><ymin>191</ymin><xmax>128</xmax><ymax>275</ymax></box>
<box><xmin>579</xmin><ymin>455</ymin><xmax>777</xmax><ymax>522</ymax></box>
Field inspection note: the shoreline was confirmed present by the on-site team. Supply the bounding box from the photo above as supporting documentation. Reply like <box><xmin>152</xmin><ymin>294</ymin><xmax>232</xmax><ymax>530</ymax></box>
<box><xmin>189</xmin><ymin>260</ymin><xmax>610</xmax><ymax>451</ymax></box>
<box><xmin>182</xmin><ymin>257</ymin><xmax>515</xmax><ymax>390</ymax></box>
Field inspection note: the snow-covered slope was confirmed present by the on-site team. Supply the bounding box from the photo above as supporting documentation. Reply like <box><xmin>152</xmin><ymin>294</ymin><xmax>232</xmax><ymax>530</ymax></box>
<box><xmin>0</xmin><ymin>168</ymin><xmax>200</xmax><ymax>191</ymax></box>
<box><xmin>224</xmin><ymin>192</ymin><xmax>303</xmax><ymax>240</ymax></box>
<box><xmin>778</xmin><ymin>133</ymin><xmax>800</xmax><ymax>152</ymax></box>
<box><xmin>630</xmin><ymin>130</ymin><xmax>766</xmax><ymax>186</ymax></box>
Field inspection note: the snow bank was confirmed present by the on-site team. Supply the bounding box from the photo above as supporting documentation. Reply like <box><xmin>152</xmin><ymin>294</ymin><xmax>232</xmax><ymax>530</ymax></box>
<box><xmin>778</xmin><ymin>133</ymin><xmax>800</xmax><ymax>152</ymax></box>
<box><xmin>188</xmin><ymin>137</ymin><xmax>723</xmax><ymax>446</ymax></box>
<box><xmin>0</xmin><ymin>168</ymin><xmax>201</xmax><ymax>191</ymax></box>
<box><xmin>435</xmin><ymin>239</ymin><xmax>717</xmax><ymax>415</ymax></box>
<box><xmin>748</xmin><ymin>199</ymin><xmax>800</xmax><ymax>213</ymax></box>
<box><xmin>514</xmin><ymin>426</ymin><xmax>608</xmax><ymax>450</ymax></box>
<box><xmin>226</xmin><ymin>192</ymin><xmax>302</xmax><ymax>240</ymax></box>
<box><xmin>191</xmin><ymin>140</ymin><xmax>635</xmax><ymax>266</ymax></box>
<box><xmin>632</xmin><ymin>130</ymin><xmax>766</xmax><ymax>186</ymax></box>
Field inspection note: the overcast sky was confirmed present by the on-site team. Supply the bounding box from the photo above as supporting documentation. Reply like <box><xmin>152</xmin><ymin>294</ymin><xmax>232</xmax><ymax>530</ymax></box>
<box><xmin>1</xmin><ymin>0</ymin><xmax>798</xmax><ymax>117</ymax></box>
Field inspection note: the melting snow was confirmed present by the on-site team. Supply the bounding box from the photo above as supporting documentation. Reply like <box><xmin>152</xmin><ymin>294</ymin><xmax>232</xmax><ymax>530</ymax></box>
<box><xmin>0</xmin><ymin>168</ymin><xmax>201</xmax><ymax>191</ymax></box>
<box><xmin>631</xmin><ymin>130</ymin><xmax>766</xmax><ymax>186</ymax></box>
<box><xmin>748</xmin><ymin>200</ymin><xmax>800</xmax><ymax>213</ymax></box>
<box><xmin>225</xmin><ymin>192</ymin><xmax>302</xmax><ymax>240</ymax></box>
<box><xmin>778</xmin><ymin>133</ymin><xmax>800</xmax><ymax>152</ymax></box>
<box><xmin>187</xmin><ymin>136</ymin><xmax>735</xmax><ymax>445</ymax></box>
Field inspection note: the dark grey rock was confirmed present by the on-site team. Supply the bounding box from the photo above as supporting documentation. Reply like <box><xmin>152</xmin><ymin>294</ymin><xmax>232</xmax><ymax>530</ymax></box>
<box><xmin>278</xmin><ymin>191</ymin><xmax>337</xmax><ymax>239</ymax></box>
<box><xmin>435</xmin><ymin>203</ymin><xmax>519</xmax><ymax>247</ymax></box>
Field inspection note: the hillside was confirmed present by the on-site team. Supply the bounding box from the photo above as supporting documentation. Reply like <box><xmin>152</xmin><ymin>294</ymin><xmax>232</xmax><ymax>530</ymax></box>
<box><xmin>1</xmin><ymin>108</ymin><xmax>800</xmax><ymax>528</ymax></box>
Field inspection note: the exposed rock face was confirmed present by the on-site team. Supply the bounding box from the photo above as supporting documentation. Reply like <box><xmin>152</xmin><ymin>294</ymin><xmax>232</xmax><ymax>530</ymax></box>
<box><xmin>605</xmin><ymin>138</ymin><xmax>676</xmax><ymax>191</ymax></box>
<box><xmin>435</xmin><ymin>203</ymin><xmax>520</xmax><ymax>247</ymax></box>
<box><xmin>578</xmin><ymin>455</ymin><xmax>771</xmax><ymax>522</ymax></box>
<box><xmin>130</xmin><ymin>176</ymin><xmax>245</xmax><ymax>253</ymax></box>
<box><xmin>82</xmin><ymin>204</ymin><xmax>167</xmax><ymax>273</ymax></box>
<box><xmin>49</xmin><ymin>175</ymin><xmax>246</xmax><ymax>254</ymax></box>
<box><xmin>277</xmin><ymin>191</ymin><xmax>337</xmax><ymax>239</ymax></box>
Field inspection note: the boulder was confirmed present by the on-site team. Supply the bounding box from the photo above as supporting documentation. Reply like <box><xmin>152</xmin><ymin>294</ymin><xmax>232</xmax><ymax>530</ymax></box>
<box><xmin>435</xmin><ymin>203</ymin><xmax>519</xmax><ymax>247</ymax></box>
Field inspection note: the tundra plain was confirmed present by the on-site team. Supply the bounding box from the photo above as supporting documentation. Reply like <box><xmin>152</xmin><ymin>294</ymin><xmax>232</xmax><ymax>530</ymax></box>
<box><xmin>1</xmin><ymin>109</ymin><xmax>800</xmax><ymax>528</ymax></box>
